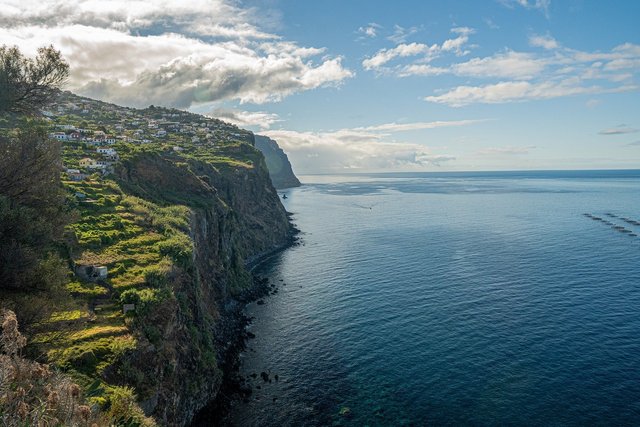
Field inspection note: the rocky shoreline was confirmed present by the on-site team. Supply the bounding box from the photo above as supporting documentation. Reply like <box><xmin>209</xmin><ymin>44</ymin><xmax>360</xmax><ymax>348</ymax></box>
<box><xmin>190</xmin><ymin>230</ymin><xmax>299</xmax><ymax>426</ymax></box>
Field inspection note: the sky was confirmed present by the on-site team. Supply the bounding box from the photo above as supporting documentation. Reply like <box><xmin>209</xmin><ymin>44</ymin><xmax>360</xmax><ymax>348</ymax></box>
<box><xmin>1</xmin><ymin>0</ymin><xmax>639</xmax><ymax>173</ymax></box>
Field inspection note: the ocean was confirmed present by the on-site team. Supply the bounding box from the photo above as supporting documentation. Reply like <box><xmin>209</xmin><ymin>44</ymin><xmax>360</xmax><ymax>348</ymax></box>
<box><xmin>227</xmin><ymin>170</ymin><xmax>640</xmax><ymax>426</ymax></box>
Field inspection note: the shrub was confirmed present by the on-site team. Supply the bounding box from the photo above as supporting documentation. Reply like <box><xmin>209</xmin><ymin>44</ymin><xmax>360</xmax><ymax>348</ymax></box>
<box><xmin>156</xmin><ymin>234</ymin><xmax>193</xmax><ymax>268</ymax></box>
<box><xmin>0</xmin><ymin>309</ymin><xmax>103</xmax><ymax>426</ymax></box>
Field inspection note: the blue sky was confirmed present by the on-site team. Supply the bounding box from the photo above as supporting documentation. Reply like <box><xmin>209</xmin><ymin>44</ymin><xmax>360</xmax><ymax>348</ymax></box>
<box><xmin>1</xmin><ymin>0</ymin><xmax>639</xmax><ymax>172</ymax></box>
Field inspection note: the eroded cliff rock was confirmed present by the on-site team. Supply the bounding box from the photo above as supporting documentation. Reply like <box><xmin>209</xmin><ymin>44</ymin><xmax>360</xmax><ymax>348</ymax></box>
<box><xmin>255</xmin><ymin>135</ymin><xmax>301</xmax><ymax>189</ymax></box>
<box><xmin>110</xmin><ymin>145</ymin><xmax>294</xmax><ymax>425</ymax></box>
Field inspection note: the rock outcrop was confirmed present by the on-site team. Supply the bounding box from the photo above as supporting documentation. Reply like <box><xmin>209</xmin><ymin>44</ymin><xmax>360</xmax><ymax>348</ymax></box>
<box><xmin>254</xmin><ymin>135</ymin><xmax>301</xmax><ymax>189</ymax></box>
<box><xmin>111</xmin><ymin>146</ymin><xmax>294</xmax><ymax>425</ymax></box>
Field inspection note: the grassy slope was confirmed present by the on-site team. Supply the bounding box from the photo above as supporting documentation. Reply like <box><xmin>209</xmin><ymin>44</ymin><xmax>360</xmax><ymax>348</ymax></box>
<box><xmin>30</xmin><ymin>92</ymin><xmax>268</xmax><ymax>417</ymax></box>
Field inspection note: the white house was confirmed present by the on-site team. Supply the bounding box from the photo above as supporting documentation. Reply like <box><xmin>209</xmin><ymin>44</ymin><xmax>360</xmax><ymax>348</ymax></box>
<box><xmin>156</xmin><ymin>130</ymin><xmax>167</xmax><ymax>137</ymax></box>
<box><xmin>50</xmin><ymin>132</ymin><xmax>68</xmax><ymax>140</ymax></box>
<box><xmin>97</xmin><ymin>148</ymin><xmax>117</xmax><ymax>156</ymax></box>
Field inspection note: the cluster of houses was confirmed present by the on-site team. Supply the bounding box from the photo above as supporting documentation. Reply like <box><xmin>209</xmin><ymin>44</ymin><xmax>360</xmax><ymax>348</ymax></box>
<box><xmin>47</xmin><ymin>92</ymin><xmax>258</xmax><ymax>183</ymax></box>
<box><xmin>64</xmin><ymin>145</ymin><xmax>120</xmax><ymax>181</ymax></box>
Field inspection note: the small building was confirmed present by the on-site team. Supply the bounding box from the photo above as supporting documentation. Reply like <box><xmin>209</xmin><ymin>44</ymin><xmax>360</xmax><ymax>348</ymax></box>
<box><xmin>87</xmin><ymin>163</ymin><xmax>107</xmax><ymax>170</ymax></box>
<box><xmin>172</xmin><ymin>146</ymin><xmax>184</xmax><ymax>152</ymax></box>
<box><xmin>75</xmin><ymin>265</ymin><xmax>108</xmax><ymax>281</ymax></box>
<box><xmin>97</xmin><ymin>147</ymin><xmax>117</xmax><ymax>156</ymax></box>
<box><xmin>68</xmin><ymin>172</ymin><xmax>87</xmax><ymax>181</ymax></box>
<box><xmin>50</xmin><ymin>132</ymin><xmax>68</xmax><ymax>140</ymax></box>
<box><xmin>79</xmin><ymin>158</ymin><xmax>95</xmax><ymax>168</ymax></box>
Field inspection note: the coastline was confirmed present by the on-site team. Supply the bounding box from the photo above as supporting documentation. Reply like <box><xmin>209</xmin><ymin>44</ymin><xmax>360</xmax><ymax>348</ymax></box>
<box><xmin>190</xmin><ymin>219</ymin><xmax>299</xmax><ymax>426</ymax></box>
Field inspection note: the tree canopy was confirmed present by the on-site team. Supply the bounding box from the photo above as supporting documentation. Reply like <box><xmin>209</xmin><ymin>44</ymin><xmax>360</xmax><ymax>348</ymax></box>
<box><xmin>0</xmin><ymin>45</ymin><xmax>70</xmax><ymax>293</ymax></box>
<box><xmin>0</xmin><ymin>45</ymin><xmax>69</xmax><ymax>116</ymax></box>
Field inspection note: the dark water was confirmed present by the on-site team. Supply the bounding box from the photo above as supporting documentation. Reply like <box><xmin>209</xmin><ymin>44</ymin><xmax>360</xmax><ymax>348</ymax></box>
<box><xmin>228</xmin><ymin>170</ymin><xmax>640</xmax><ymax>426</ymax></box>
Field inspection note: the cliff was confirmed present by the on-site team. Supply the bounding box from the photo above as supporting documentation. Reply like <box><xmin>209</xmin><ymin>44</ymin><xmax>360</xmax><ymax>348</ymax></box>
<box><xmin>254</xmin><ymin>135</ymin><xmax>301</xmax><ymax>189</ymax></box>
<box><xmin>24</xmin><ymin>93</ymin><xmax>295</xmax><ymax>426</ymax></box>
<box><xmin>111</xmin><ymin>148</ymin><xmax>293</xmax><ymax>424</ymax></box>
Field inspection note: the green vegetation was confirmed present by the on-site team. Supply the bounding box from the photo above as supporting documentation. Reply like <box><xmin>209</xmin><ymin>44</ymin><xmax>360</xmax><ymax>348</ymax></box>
<box><xmin>1</xmin><ymin>43</ymin><xmax>285</xmax><ymax>425</ymax></box>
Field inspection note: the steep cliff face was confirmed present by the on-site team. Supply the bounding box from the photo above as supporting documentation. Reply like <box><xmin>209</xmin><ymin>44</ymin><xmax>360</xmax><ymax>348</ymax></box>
<box><xmin>111</xmin><ymin>146</ymin><xmax>293</xmax><ymax>425</ymax></box>
<box><xmin>254</xmin><ymin>135</ymin><xmax>301</xmax><ymax>189</ymax></box>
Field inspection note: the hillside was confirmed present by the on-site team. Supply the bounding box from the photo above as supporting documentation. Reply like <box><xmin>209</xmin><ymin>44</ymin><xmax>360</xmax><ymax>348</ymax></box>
<box><xmin>254</xmin><ymin>135</ymin><xmax>301</xmax><ymax>189</ymax></box>
<box><xmin>23</xmin><ymin>91</ymin><xmax>295</xmax><ymax>425</ymax></box>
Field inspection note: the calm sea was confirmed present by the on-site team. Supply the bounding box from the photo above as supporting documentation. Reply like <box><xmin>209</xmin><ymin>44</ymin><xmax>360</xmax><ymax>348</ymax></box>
<box><xmin>228</xmin><ymin>170</ymin><xmax>640</xmax><ymax>426</ymax></box>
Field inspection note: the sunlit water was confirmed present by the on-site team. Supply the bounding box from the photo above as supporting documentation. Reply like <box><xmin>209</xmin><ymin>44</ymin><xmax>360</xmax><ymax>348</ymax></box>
<box><xmin>227</xmin><ymin>171</ymin><xmax>640</xmax><ymax>426</ymax></box>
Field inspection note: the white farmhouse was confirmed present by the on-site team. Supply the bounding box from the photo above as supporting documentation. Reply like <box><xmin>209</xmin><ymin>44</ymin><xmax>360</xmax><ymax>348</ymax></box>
<box><xmin>97</xmin><ymin>147</ymin><xmax>117</xmax><ymax>156</ymax></box>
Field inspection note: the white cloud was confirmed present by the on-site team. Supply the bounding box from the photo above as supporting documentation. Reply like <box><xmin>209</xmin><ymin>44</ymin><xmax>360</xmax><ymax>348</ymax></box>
<box><xmin>398</xmin><ymin>64</ymin><xmax>448</xmax><ymax>77</ymax></box>
<box><xmin>363</xmin><ymin>27</ymin><xmax>475</xmax><ymax>72</ymax></box>
<box><xmin>362</xmin><ymin>42</ymin><xmax>436</xmax><ymax>70</ymax></box>
<box><xmin>0</xmin><ymin>1</ymin><xmax>354</xmax><ymax>108</ymax></box>
<box><xmin>598</xmin><ymin>126</ymin><xmax>639</xmax><ymax>135</ymax></box>
<box><xmin>0</xmin><ymin>0</ymin><xmax>275</xmax><ymax>39</ymax></box>
<box><xmin>453</xmin><ymin>51</ymin><xmax>546</xmax><ymax>79</ymax></box>
<box><xmin>264</xmin><ymin>129</ymin><xmax>455</xmax><ymax>173</ymax></box>
<box><xmin>499</xmin><ymin>0</ymin><xmax>551</xmax><ymax>18</ymax></box>
<box><xmin>442</xmin><ymin>27</ymin><xmax>475</xmax><ymax>55</ymax></box>
<box><xmin>208</xmin><ymin>109</ymin><xmax>282</xmax><ymax>130</ymax></box>
<box><xmin>357</xmin><ymin>23</ymin><xmax>382</xmax><ymax>39</ymax></box>
<box><xmin>261</xmin><ymin>119</ymin><xmax>482</xmax><ymax>173</ymax></box>
<box><xmin>424</xmin><ymin>80</ymin><xmax>637</xmax><ymax>107</ymax></box>
<box><xmin>477</xmin><ymin>145</ymin><xmax>535</xmax><ymax>155</ymax></box>
<box><xmin>387</xmin><ymin>24</ymin><xmax>421</xmax><ymax>44</ymax></box>
<box><xmin>415</xmin><ymin>40</ymin><xmax>640</xmax><ymax>106</ymax></box>
<box><xmin>529</xmin><ymin>34</ymin><xmax>559</xmax><ymax>50</ymax></box>
<box><xmin>356</xmin><ymin>119</ymin><xmax>487</xmax><ymax>132</ymax></box>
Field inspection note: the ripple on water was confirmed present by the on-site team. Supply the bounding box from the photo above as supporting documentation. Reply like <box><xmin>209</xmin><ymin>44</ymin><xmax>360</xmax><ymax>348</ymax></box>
<box><xmin>226</xmin><ymin>172</ymin><xmax>640</xmax><ymax>426</ymax></box>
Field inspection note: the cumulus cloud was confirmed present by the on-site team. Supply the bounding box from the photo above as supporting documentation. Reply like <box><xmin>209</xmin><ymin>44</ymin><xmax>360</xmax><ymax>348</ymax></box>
<box><xmin>362</xmin><ymin>27</ymin><xmax>474</xmax><ymax>72</ymax></box>
<box><xmin>261</xmin><ymin>119</ymin><xmax>482</xmax><ymax>173</ymax></box>
<box><xmin>416</xmin><ymin>40</ymin><xmax>640</xmax><ymax>106</ymax></box>
<box><xmin>362</xmin><ymin>42</ymin><xmax>437</xmax><ymax>70</ymax></box>
<box><xmin>0</xmin><ymin>0</ymin><xmax>353</xmax><ymax>108</ymax></box>
<box><xmin>598</xmin><ymin>126</ymin><xmax>639</xmax><ymax>135</ymax></box>
<box><xmin>529</xmin><ymin>34</ymin><xmax>559</xmax><ymax>49</ymax></box>
<box><xmin>264</xmin><ymin>129</ymin><xmax>455</xmax><ymax>173</ymax></box>
<box><xmin>362</xmin><ymin>23</ymin><xmax>639</xmax><ymax>106</ymax></box>
<box><xmin>0</xmin><ymin>0</ymin><xmax>275</xmax><ymax>39</ymax></box>
<box><xmin>357</xmin><ymin>23</ymin><xmax>382</xmax><ymax>39</ymax></box>
<box><xmin>442</xmin><ymin>27</ymin><xmax>475</xmax><ymax>55</ymax></box>
<box><xmin>208</xmin><ymin>109</ymin><xmax>282</xmax><ymax>130</ymax></box>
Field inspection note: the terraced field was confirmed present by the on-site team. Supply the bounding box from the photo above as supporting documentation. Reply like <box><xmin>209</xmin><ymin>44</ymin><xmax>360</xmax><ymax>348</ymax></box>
<box><xmin>34</xmin><ymin>178</ymin><xmax>192</xmax><ymax>405</ymax></box>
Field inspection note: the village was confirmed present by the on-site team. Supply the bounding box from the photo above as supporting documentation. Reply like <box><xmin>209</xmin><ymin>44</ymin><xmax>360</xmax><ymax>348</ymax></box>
<box><xmin>46</xmin><ymin>91</ymin><xmax>255</xmax><ymax>182</ymax></box>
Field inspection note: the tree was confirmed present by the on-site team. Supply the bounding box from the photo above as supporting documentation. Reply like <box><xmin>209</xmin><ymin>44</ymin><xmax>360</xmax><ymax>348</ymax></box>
<box><xmin>0</xmin><ymin>45</ymin><xmax>70</xmax><ymax>296</ymax></box>
<box><xmin>0</xmin><ymin>45</ymin><xmax>69</xmax><ymax>116</ymax></box>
